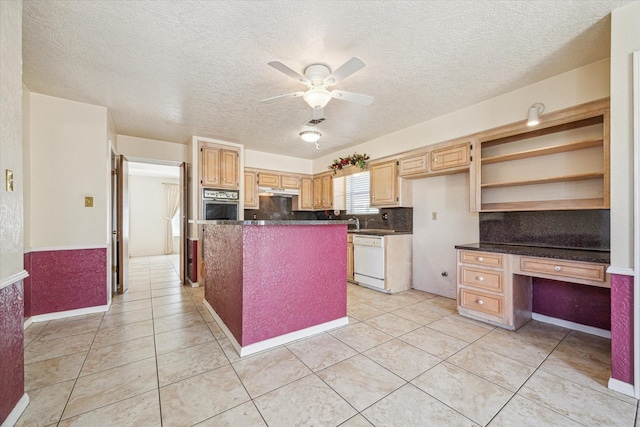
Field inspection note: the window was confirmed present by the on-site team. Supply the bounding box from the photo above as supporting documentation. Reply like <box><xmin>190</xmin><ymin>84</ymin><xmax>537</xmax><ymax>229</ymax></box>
<box><xmin>346</xmin><ymin>171</ymin><xmax>379</xmax><ymax>215</ymax></box>
<box><xmin>171</xmin><ymin>209</ymin><xmax>180</xmax><ymax>236</ymax></box>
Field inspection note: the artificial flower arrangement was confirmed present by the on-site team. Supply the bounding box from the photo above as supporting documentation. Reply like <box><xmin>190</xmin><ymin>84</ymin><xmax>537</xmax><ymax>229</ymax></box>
<box><xmin>328</xmin><ymin>153</ymin><xmax>370</xmax><ymax>174</ymax></box>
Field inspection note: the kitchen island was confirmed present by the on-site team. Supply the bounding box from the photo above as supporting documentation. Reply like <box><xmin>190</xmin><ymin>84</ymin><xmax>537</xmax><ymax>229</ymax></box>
<box><xmin>201</xmin><ymin>220</ymin><xmax>349</xmax><ymax>356</ymax></box>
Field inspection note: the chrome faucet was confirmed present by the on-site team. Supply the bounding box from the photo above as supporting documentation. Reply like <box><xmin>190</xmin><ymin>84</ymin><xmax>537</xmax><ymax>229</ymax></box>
<box><xmin>349</xmin><ymin>216</ymin><xmax>360</xmax><ymax>231</ymax></box>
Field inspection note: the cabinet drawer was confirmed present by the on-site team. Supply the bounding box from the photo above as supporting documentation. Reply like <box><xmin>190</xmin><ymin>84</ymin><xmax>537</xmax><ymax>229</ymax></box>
<box><xmin>519</xmin><ymin>257</ymin><xmax>606</xmax><ymax>282</ymax></box>
<box><xmin>459</xmin><ymin>251</ymin><xmax>503</xmax><ymax>268</ymax></box>
<box><xmin>460</xmin><ymin>288</ymin><xmax>503</xmax><ymax>317</ymax></box>
<box><xmin>460</xmin><ymin>266</ymin><xmax>503</xmax><ymax>292</ymax></box>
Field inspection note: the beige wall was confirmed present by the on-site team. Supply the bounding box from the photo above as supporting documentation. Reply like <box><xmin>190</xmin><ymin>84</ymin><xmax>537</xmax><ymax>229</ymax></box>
<box><xmin>117</xmin><ymin>135</ymin><xmax>189</xmax><ymax>164</ymax></box>
<box><xmin>245</xmin><ymin>149</ymin><xmax>312</xmax><ymax>174</ymax></box>
<box><xmin>27</xmin><ymin>93</ymin><xmax>109</xmax><ymax>249</ymax></box>
<box><xmin>610</xmin><ymin>1</ymin><xmax>640</xmax><ymax>269</ymax></box>
<box><xmin>0</xmin><ymin>0</ymin><xmax>24</xmax><ymax>279</ymax></box>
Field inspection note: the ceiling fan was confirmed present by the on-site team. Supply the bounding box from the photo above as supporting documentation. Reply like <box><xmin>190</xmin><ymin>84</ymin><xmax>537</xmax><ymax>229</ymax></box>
<box><xmin>262</xmin><ymin>57</ymin><xmax>374</xmax><ymax>110</ymax></box>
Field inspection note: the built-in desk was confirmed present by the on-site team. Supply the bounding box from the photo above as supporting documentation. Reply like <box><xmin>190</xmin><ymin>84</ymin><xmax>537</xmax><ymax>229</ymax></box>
<box><xmin>455</xmin><ymin>243</ymin><xmax>610</xmax><ymax>330</ymax></box>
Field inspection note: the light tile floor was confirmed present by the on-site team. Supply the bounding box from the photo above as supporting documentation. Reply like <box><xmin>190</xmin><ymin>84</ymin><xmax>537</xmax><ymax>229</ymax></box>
<box><xmin>18</xmin><ymin>254</ymin><xmax>639</xmax><ymax>426</ymax></box>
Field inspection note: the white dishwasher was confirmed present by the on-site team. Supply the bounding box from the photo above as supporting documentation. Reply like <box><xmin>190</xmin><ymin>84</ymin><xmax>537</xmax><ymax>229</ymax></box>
<box><xmin>353</xmin><ymin>235</ymin><xmax>386</xmax><ymax>292</ymax></box>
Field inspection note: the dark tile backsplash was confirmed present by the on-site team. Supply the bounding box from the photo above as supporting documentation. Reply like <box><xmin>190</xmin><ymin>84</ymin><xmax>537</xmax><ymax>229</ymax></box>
<box><xmin>244</xmin><ymin>196</ymin><xmax>413</xmax><ymax>232</ymax></box>
<box><xmin>479</xmin><ymin>210</ymin><xmax>610</xmax><ymax>251</ymax></box>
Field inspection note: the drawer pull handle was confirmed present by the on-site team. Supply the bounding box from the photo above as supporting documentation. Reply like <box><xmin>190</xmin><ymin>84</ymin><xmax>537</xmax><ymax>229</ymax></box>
<box><xmin>554</xmin><ymin>266</ymin><xmax>562</xmax><ymax>272</ymax></box>
<box><xmin>476</xmin><ymin>276</ymin><xmax>484</xmax><ymax>281</ymax></box>
<box><xmin>476</xmin><ymin>299</ymin><xmax>484</xmax><ymax>305</ymax></box>
<box><xmin>477</xmin><ymin>256</ymin><xmax>484</xmax><ymax>262</ymax></box>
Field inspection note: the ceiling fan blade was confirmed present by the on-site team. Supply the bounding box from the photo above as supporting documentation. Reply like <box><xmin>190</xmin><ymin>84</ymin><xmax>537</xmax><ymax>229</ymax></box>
<box><xmin>262</xmin><ymin>92</ymin><xmax>305</xmax><ymax>103</ymax></box>
<box><xmin>331</xmin><ymin>90</ymin><xmax>374</xmax><ymax>106</ymax></box>
<box><xmin>324</xmin><ymin>57</ymin><xmax>366</xmax><ymax>86</ymax></box>
<box><xmin>267</xmin><ymin>61</ymin><xmax>310</xmax><ymax>85</ymax></box>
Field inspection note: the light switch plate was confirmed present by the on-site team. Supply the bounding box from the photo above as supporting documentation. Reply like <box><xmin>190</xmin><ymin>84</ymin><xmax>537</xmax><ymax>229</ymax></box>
<box><xmin>85</xmin><ymin>196</ymin><xmax>94</xmax><ymax>207</ymax></box>
<box><xmin>6</xmin><ymin>169</ymin><xmax>13</xmax><ymax>192</ymax></box>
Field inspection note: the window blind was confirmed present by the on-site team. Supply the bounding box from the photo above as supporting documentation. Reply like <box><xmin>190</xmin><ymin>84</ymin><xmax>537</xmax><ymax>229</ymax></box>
<box><xmin>346</xmin><ymin>172</ymin><xmax>379</xmax><ymax>215</ymax></box>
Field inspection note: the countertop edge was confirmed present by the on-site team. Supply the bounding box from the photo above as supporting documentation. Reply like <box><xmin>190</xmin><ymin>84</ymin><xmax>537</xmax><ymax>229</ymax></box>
<box><xmin>190</xmin><ymin>220</ymin><xmax>350</xmax><ymax>225</ymax></box>
<box><xmin>455</xmin><ymin>243</ymin><xmax>610</xmax><ymax>264</ymax></box>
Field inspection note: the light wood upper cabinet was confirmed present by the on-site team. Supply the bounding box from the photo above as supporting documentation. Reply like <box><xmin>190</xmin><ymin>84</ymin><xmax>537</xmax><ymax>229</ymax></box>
<box><xmin>370</xmin><ymin>160</ymin><xmax>397</xmax><ymax>206</ymax></box>
<box><xmin>298</xmin><ymin>177</ymin><xmax>313</xmax><ymax>211</ymax></box>
<box><xmin>257</xmin><ymin>172</ymin><xmax>279</xmax><ymax>187</ymax></box>
<box><xmin>431</xmin><ymin>142</ymin><xmax>470</xmax><ymax>172</ymax></box>
<box><xmin>398</xmin><ymin>152</ymin><xmax>428</xmax><ymax>177</ymax></box>
<box><xmin>313</xmin><ymin>172</ymin><xmax>333</xmax><ymax>209</ymax></box>
<box><xmin>244</xmin><ymin>169</ymin><xmax>259</xmax><ymax>209</ymax></box>
<box><xmin>201</xmin><ymin>145</ymin><xmax>239</xmax><ymax>189</ymax></box>
<box><xmin>201</xmin><ymin>147</ymin><xmax>221</xmax><ymax>187</ymax></box>
<box><xmin>281</xmin><ymin>174</ymin><xmax>300</xmax><ymax>189</ymax></box>
<box><xmin>473</xmin><ymin>98</ymin><xmax>610</xmax><ymax>212</ymax></box>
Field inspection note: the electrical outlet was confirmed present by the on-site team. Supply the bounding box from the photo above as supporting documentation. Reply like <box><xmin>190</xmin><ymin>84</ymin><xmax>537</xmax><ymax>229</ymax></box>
<box><xmin>382</xmin><ymin>212</ymin><xmax>388</xmax><ymax>221</ymax></box>
<box><xmin>432</xmin><ymin>212</ymin><xmax>438</xmax><ymax>220</ymax></box>
<box><xmin>85</xmin><ymin>196</ymin><xmax>94</xmax><ymax>207</ymax></box>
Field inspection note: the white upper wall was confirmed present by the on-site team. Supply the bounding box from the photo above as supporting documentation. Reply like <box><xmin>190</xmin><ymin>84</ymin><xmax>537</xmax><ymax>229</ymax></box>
<box><xmin>245</xmin><ymin>149</ymin><xmax>312</xmax><ymax>174</ymax></box>
<box><xmin>610</xmin><ymin>1</ymin><xmax>640</xmax><ymax>269</ymax></box>
<box><xmin>117</xmin><ymin>134</ymin><xmax>189</xmax><ymax>164</ymax></box>
<box><xmin>0</xmin><ymin>0</ymin><xmax>24</xmax><ymax>279</ymax></box>
<box><xmin>312</xmin><ymin>59</ymin><xmax>610</xmax><ymax>173</ymax></box>
<box><xmin>27</xmin><ymin>93</ymin><xmax>109</xmax><ymax>249</ymax></box>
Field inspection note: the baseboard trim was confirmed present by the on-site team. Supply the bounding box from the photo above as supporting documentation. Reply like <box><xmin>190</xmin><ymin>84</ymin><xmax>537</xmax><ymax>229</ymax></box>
<box><xmin>23</xmin><ymin>317</ymin><xmax>33</xmax><ymax>330</ymax></box>
<box><xmin>1</xmin><ymin>393</ymin><xmax>29</xmax><ymax>427</ymax></box>
<box><xmin>31</xmin><ymin>304</ymin><xmax>110</xmax><ymax>323</ymax></box>
<box><xmin>606</xmin><ymin>266</ymin><xmax>635</xmax><ymax>276</ymax></box>
<box><xmin>532</xmin><ymin>313</ymin><xmax>611</xmax><ymax>339</ymax></box>
<box><xmin>608</xmin><ymin>377</ymin><xmax>635</xmax><ymax>397</ymax></box>
<box><xmin>202</xmin><ymin>299</ymin><xmax>349</xmax><ymax>357</ymax></box>
<box><xmin>0</xmin><ymin>270</ymin><xmax>29</xmax><ymax>291</ymax></box>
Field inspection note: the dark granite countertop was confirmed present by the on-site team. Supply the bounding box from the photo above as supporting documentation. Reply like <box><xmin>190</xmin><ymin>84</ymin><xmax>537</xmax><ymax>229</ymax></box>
<box><xmin>348</xmin><ymin>229</ymin><xmax>412</xmax><ymax>236</ymax></box>
<box><xmin>191</xmin><ymin>220</ymin><xmax>350</xmax><ymax>225</ymax></box>
<box><xmin>455</xmin><ymin>242</ymin><xmax>610</xmax><ymax>264</ymax></box>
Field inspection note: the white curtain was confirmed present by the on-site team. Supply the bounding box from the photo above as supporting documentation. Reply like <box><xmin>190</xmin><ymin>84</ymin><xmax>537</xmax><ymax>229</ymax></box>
<box><xmin>164</xmin><ymin>183</ymin><xmax>180</xmax><ymax>254</ymax></box>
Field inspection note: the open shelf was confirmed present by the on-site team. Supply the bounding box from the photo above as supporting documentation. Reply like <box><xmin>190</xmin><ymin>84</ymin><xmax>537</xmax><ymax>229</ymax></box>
<box><xmin>481</xmin><ymin>172</ymin><xmax>604</xmax><ymax>189</ymax></box>
<box><xmin>480</xmin><ymin>198</ymin><xmax>606</xmax><ymax>212</ymax></box>
<box><xmin>481</xmin><ymin>138</ymin><xmax>603</xmax><ymax>165</ymax></box>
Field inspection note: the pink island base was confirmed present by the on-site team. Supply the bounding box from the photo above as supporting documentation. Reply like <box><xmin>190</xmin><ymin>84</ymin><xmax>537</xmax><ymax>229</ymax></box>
<box><xmin>203</xmin><ymin>222</ymin><xmax>348</xmax><ymax>356</ymax></box>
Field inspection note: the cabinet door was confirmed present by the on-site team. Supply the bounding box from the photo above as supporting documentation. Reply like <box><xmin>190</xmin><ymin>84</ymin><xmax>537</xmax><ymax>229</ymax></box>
<box><xmin>370</xmin><ymin>160</ymin><xmax>398</xmax><ymax>206</ymax></box>
<box><xmin>313</xmin><ymin>176</ymin><xmax>323</xmax><ymax>209</ymax></box>
<box><xmin>244</xmin><ymin>171</ymin><xmax>259</xmax><ymax>209</ymax></box>
<box><xmin>300</xmin><ymin>177</ymin><xmax>314</xmax><ymax>210</ymax></box>
<box><xmin>347</xmin><ymin>241</ymin><xmax>354</xmax><ymax>281</ymax></box>
<box><xmin>398</xmin><ymin>152</ymin><xmax>428</xmax><ymax>177</ymax></box>
<box><xmin>220</xmin><ymin>149</ymin><xmax>239</xmax><ymax>189</ymax></box>
<box><xmin>280</xmin><ymin>174</ymin><xmax>300</xmax><ymax>189</ymax></box>
<box><xmin>431</xmin><ymin>142</ymin><xmax>470</xmax><ymax>172</ymax></box>
<box><xmin>201</xmin><ymin>147</ymin><xmax>220</xmax><ymax>187</ymax></box>
<box><xmin>257</xmin><ymin>172</ymin><xmax>279</xmax><ymax>187</ymax></box>
<box><xmin>321</xmin><ymin>174</ymin><xmax>333</xmax><ymax>208</ymax></box>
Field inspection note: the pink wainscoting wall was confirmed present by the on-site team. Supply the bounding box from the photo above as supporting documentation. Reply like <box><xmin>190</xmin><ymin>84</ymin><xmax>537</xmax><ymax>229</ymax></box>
<box><xmin>26</xmin><ymin>248</ymin><xmax>107</xmax><ymax>316</ymax></box>
<box><xmin>242</xmin><ymin>225</ymin><xmax>347</xmax><ymax>346</ymax></box>
<box><xmin>611</xmin><ymin>273</ymin><xmax>634</xmax><ymax>384</ymax></box>
<box><xmin>532</xmin><ymin>278</ymin><xmax>611</xmax><ymax>330</ymax></box>
<box><xmin>0</xmin><ymin>280</ymin><xmax>25</xmax><ymax>424</ymax></box>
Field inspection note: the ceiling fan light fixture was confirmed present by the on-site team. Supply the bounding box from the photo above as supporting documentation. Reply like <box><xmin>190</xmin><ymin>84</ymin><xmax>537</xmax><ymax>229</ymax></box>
<box><xmin>527</xmin><ymin>102</ymin><xmax>545</xmax><ymax>126</ymax></box>
<box><xmin>303</xmin><ymin>86</ymin><xmax>332</xmax><ymax>109</ymax></box>
<box><xmin>300</xmin><ymin>130</ymin><xmax>321</xmax><ymax>143</ymax></box>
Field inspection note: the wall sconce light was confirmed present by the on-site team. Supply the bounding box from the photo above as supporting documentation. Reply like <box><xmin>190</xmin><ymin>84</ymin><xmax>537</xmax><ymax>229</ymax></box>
<box><xmin>300</xmin><ymin>129</ymin><xmax>321</xmax><ymax>143</ymax></box>
<box><xmin>527</xmin><ymin>103</ymin><xmax>545</xmax><ymax>126</ymax></box>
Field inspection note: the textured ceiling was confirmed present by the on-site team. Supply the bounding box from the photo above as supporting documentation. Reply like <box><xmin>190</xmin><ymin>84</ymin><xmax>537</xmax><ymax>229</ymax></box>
<box><xmin>22</xmin><ymin>0</ymin><xmax>629</xmax><ymax>160</ymax></box>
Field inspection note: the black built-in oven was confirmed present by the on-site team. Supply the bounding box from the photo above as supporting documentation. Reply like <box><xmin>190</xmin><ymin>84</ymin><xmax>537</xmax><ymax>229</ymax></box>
<box><xmin>202</xmin><ymin>188</ymin><xmax>239</xmax><ymax>220</ymax></box>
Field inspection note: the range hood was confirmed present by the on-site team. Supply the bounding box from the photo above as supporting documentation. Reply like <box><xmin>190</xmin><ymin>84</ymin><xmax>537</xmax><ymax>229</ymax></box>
<box><xmin>258</xmin><ymin>187</ymin><xmax>300</xmax><ymax>197</ymax></box>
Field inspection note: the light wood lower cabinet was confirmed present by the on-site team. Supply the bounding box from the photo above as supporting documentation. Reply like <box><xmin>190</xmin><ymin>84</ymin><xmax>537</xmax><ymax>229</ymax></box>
<box><xmin>347</xmin><ymin>233</ymin><xmax>354</xmax><ymax>282</ymax></box>
<box><xmin>457</xmin><ymin>250</ymin><xmax>531</xmax><ymax>330</ymax></box>
<box><xmin>457</xmin><ymin>249</ymin><xmax>611</xmax><ymax>330</ymax></box>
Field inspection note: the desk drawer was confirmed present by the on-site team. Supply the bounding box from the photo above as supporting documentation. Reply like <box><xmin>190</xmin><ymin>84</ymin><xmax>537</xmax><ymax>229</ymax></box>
<box><xmin>460</xmin><ymin>251</ymin><xmax>504</xmax><ymax>268</ymax></box>
<box><xmin>460</xmin><ymin>289</ymin><xmax>503</xmax><ymax>317</ymax></box>
<box><xmin>519</xmin><ymin>257</ymin><xmax>606</xmax><ymax>282</ymax></box>
<box><xmin>460</xmin><ymin>266</ymin><xmax>503</xmax><ymax>292</ymax></box>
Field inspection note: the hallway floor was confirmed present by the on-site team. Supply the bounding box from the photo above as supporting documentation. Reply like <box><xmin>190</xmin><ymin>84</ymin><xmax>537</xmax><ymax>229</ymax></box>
<box><xmin>17</xmin><ymin>255</ymin><xmax>639</xmax><ymax>426</ymax></box>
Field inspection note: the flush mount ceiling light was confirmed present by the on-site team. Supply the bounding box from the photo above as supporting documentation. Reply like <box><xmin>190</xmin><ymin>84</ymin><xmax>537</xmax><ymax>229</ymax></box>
<box><xmin>300</xmin><ymin>129</ymin><xmax>321</xmax><ymax>143</ymax></box>
<box><xmin>527</xmin><ymin>103</ymin><xmax>545</xmax><ymax>126</ymax></box>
